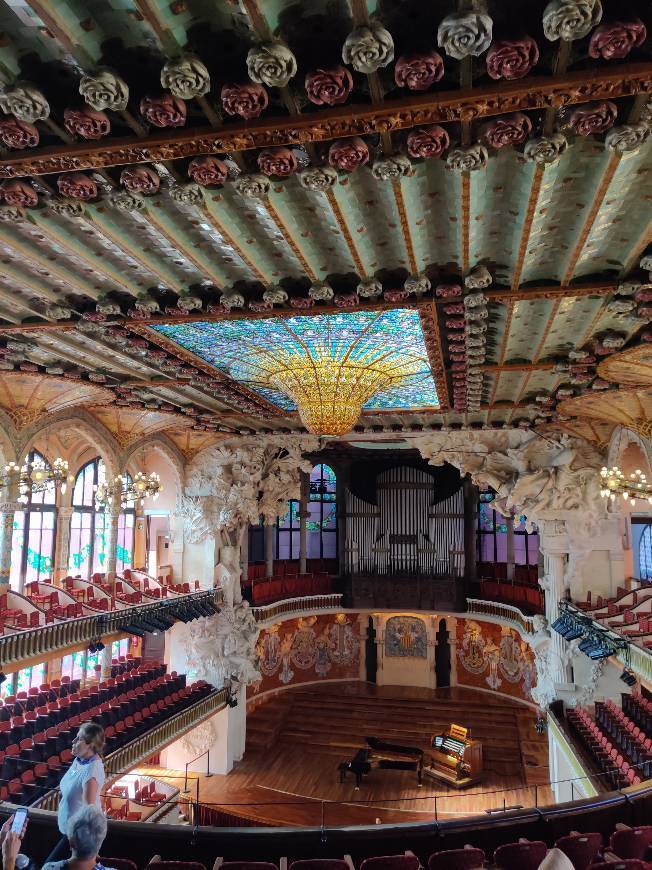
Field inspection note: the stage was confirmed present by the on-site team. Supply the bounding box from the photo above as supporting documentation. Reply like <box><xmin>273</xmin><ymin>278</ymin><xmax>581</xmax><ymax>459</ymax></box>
<box><xmin>138</xmin><ymin>683</ymin><xmax>551</xmax><ymax>827</ymax></box>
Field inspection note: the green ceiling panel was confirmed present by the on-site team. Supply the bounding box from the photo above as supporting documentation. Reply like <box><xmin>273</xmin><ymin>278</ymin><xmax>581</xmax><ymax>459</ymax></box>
<box><xmin>403</xmin><ymin>161</ymin><xmax>460</xmax><ymax>272</ymax></box>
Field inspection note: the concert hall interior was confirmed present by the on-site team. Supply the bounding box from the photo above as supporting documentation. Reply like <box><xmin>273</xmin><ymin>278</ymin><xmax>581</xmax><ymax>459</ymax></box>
<box><xmin>0</xmin><ymin>0</ymin><xmax>651</xmax><ymax>867</ymax></box>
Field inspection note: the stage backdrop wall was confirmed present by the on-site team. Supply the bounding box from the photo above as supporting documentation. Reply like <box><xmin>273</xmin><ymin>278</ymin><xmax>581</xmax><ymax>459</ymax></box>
<box><xmin>455</xmin><ymin>618</ymin><xmax>536</xmax><ymax>704</ymax></box>
<box><xmin>248</xmin><ymin>613</ymin><xmax>361</xmax><ymax>698</ymax></box>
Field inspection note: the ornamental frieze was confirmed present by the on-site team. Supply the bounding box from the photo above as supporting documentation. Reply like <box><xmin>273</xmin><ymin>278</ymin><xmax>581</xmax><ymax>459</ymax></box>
<box><xmin>0</xmin><ymin>64</ymin><xmax>650</xmax><ymax>177</ymax></box>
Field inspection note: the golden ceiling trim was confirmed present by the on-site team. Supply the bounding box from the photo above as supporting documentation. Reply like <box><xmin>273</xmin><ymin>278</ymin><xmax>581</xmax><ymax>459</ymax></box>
<box><xmin>557</xmin><ymin>387</ymin><xmax>652</xmax><ymax>434</ymax></box>
<box><xmin>420</xmin><ymin>303</ymin><xmax>449</xmax><ymax>410</ymax></box>
<box><xmin>199</xmin><ymin>201</ymin><xmax>270</xmax><ymax>284</ymax></box>
<box><xmin>2</xmin><ymin>64</ymin><xmax>651</xmax><ymax>177</ymax></box>
<box><xmin>561</xmin><ymin>153</ymin><xmax>621</xmax><ymax>285</ymax></box>
<box><xmin>325</xmin><ymin>190</ymin><xmax>367</xmax><ymax>277</ymax></box>
<box><xmin>597</xmin><ymin>345</ymin><xmax>652</xmax><ymax>387</ymax></box>
<box><xmin>511</xmin><ymin>164</ymin><xmax>545</xmax><ymax>291</ymax></box>
<box><xmin>461</xmin><ymin>172</ymin><xmax>470</xmax><ymax>276</ymax></box>
<box><xmin>392</xmin><ymin>179</ymin><xmax>418</xmax><ymax>276</ymax></box>
<box><xmin>262</xmin><ymin>199</ymin><xmax>318</xmax><ymax>282</ymax></box>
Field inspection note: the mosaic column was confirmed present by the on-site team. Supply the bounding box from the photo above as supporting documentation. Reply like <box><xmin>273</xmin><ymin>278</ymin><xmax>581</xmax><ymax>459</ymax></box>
<box><xmin>264</xmin><ymin>523</ymin><xmax>274</xmax><ymax>578</ymax></box>
<box><xmin>54</xmin><ymin>505</ymin><xmax>73</xmax><ymax>581</ymax></box>
<box><xmin>298</xmin><ymin>471</ymin><xmax>309</xmax><ymax>575</ymax></box>
<box><xmin>101</xmin><ymin>643</ymin><xmax>113</xmax><ymax>679</ymax></box>
<box><xmin>105</xmin><ymin>509</ymin><xmax>120</xmax><ymax>582</ymax></box>
<box><xmin>506</xmin><ymin>518</ymin><xmax>515</xmax><ymax>582</ymax></box>
<box><xmin>0</xmin><ymin>476</ymin><xmax>20</xmax><ymax>586</ymax></box>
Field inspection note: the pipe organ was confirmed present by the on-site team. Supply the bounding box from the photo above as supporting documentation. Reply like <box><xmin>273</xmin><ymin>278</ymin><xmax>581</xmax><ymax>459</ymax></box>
<box><xmin>345</xmin><ymin>466</ymin><xmax>464</xmax><ymax>577</ymax></box>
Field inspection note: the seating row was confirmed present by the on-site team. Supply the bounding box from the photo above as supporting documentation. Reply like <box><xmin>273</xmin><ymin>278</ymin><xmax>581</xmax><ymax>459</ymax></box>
<box><xmin>95</xmin><ymin>825</ymin><xmax>652</xmax><ymax>870</ymax></box>
<box><xmin>251</xmin><ymin>575</ymin><xmax>333</xmax><ymax>606</ymax></box>
<box><xmin>567</xmin><ymin>707</ymin><xmax>646</xmax><ymax>789</ymax></box>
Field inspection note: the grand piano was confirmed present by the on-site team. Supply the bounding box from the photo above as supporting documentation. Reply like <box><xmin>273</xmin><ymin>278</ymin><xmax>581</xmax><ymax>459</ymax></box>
<box><xmin>424</xmin><ymin>723</ymin><xmax>483</xmax><ymax>788</ymax></box>
<box><xmin>339</xmin><ymin>736</ymin><xmax>424</xmax><ymax>788</ymax></box>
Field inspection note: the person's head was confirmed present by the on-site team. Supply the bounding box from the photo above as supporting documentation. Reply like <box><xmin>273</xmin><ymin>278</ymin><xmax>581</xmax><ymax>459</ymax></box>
<box><xmin>72</xmin><ymin>722</ymin><xmax>105</xmax><ymax>759</ymax></box>
<box><xmin>67</xmin><ymin>805</ymin><xmax>107</xmax><ymax>861</ymax></box>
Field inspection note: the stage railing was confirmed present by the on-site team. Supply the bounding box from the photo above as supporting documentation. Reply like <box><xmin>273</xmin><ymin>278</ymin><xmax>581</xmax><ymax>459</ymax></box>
<box><xmin>252</xmin><ymin>594</ymin><xmax>343</xmax><ymax>624</ymax></box>
<box><xmin>466</xmin><ymin>598</ymin><xmax>536</xmax><ymax>635</ymax></box>
<box><xmin>0</xmin><ymin>588</ymin><xmax>223</xmax><ymax>668</ymax></box>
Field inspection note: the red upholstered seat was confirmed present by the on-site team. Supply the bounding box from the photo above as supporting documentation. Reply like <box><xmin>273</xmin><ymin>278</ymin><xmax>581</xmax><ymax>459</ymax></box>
<box><xmin>555</xmin><ymin>833</ymin><xmax>603</xmax><ymax>870</ymax></box>
<box><xmin>217</xmin><ymin>863</ymin><xmax>279</xmax><ymax>870</ymax></box>
<box><xmin>360</xmin><ymin>856</ymin><xmax>420</xmax><ymax>870</ymax></box>
<box><xmin>588</xmin><ymin>863</ymin><xmax>647</xmax><ymax>870</ymax></box>
<box><xmin>99</xmin><ymin>859</ymin><xmax>138</xmax><ymax>870</ymax></box>
<box><xmin>145</xmin><ymin>863</ymin><xmax>207</xmax><ymax>870</ymax></box>
<box><xmin>610</xmin><ymin>826</ymin><xmax>652</xmax><ymax>860</ymax></box>
<box><xmin>493</xmin><ymin>841</ymin><xmax>547</xmax><ymax>870</ymax></box>
<box><xmin>289</xmin><ymin>862</ymin><xmax>350</xmax><ymax>870</ymax></box>
<box><xmin>427</xmin><ymin>849</ymin><xmax>486</xmax><ymax>870</ymax></box>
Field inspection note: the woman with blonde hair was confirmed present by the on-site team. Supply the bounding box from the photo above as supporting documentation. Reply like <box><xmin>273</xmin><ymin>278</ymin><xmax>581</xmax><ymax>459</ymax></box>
<box><xmin>45</xmin><ymin>721</ymin><xmax>106</xmax><ymax>863</ymax></box>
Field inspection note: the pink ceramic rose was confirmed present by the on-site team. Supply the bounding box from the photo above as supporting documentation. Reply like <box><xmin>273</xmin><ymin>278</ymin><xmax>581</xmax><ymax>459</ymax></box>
<box><xmin>406</xmin><ymin>124</ymin><xmax>450</xmax><ymax>158</ymax></box>
<box><xmin>0</xmin><ymin>117</ymin><xmax>39</xmax><ymax>149</ymax></box>
<box><xmin>305</xmin><ymin>66</ymin><xmax>353</xmax><ymax>106</ymax></box>
<box><xmin>120</xmin><ymin>165</ymin><xmax>161</xmax><ymax>195</ymax></box>
<box><xmin>188</xmin><ymin>156</ymin><xmax>228</xmax><ymax>187</ymax></box>
<box><xmin>394</xmin><ymin>52</ymin><xmax>444</xmax><ymax>91</ymax></box>
<box><xmin>0</xmin><ymin>180</ymin><xmax>37</xmax><ymax>207</ymax></box>
<box><xmin>334</xmin><ymin>292</ymin><xmax>359</xmax><ymax>307</ymax></box>
<box><xmin>140</xmin><ymin>94</ymin><xmax>186</xmax><ymax>127</ymax></box>
<box><xmin>589</xmin><ymin>20</ymin><xmax>646</xmax><ymax>60</ymax></box>
<box><xmin>64</xmin><ymin>106</ymin><xmax>111</xmax><ymax>139</ymax></box>
<box><xmin>221</xmin><ymin>83</ymin><xmax>268</xmax><ymax>119</ymax></box>
<box><xmin>328</xmin><ymin>137</ymin><xmax>369</xmax><ymax>171</ymax></box>
<box><xmin>486</xmin><ymin>36</ymin><xmax>539</xmax><ymax>80</ymax></box>
<box><xmin>57</xmin><ymin>172</ymin><xmax>97</xmax><ymax>200</ymax></box>
<box><xmin>383</xmin><ymin>289</ymin><xmax>410</xmax><ymax>302</ymax></box>
<box><xmin>568</xmin><ymin>101</ymin><xmax>617</xmax><ymax>136</ymax></box>
<box><xmin>257</xmin><ymin>147</ymin><xmax>299</xmax><ymax>178</ymax></box>
<box><xmin>483</xmin><ymin>112</ymin><xmax>532</xmax><ymax>148</ymax></box>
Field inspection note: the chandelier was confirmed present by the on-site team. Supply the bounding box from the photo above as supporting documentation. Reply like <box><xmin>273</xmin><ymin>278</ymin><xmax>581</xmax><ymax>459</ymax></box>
<box><xmin>4</xmin><ymin>456</ymin><xmax>73</xmax><ymax>503</ymax></box>
<box><xmin>95</xmin><ymin>471</ymin><xmax>162</xmax><ymax>511</ymax></box>
<box><xmin>268</xmin><ymin>350</ymin><xmax>397</xmax><ymax>436</ymax></box>
<box><xmin>599</xmin><ymin>466</ymin><xmax>652</xmax><ymax>506</ymax></box>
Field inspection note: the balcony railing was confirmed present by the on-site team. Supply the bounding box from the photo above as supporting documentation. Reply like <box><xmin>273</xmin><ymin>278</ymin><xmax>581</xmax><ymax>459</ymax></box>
<box><xmin>34</xmin><ymin>687</ymin><xmax>229</xmax><ymax>812</ymax></box>
<box><xmin>252</xmin><ymin>593</ymin><xmax>344</xmax><ymax>624</ymax></box>
<box><xmin>466</xmin><ymin>598</ymin><xmax>536</xmax><ymax>636</ymax></box>
<box><xmin>0</xmin><ymin>589</ymin><xmax>223</xmax><ymax>668</ymax></box>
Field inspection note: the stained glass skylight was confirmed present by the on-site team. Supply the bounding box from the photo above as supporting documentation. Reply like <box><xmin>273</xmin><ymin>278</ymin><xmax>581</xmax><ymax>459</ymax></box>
<box><xmin>152</xmin><ymin>309</ymin><xmax>439</xmax><ymax>414</ymax></box>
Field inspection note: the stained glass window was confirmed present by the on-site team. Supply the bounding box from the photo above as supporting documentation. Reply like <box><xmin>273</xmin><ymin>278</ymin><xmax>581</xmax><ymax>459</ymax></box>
<box><xmin>639</xmin><ymin>525</ymin><xmax>652</xmax><ymax>580</ymax></box>
<box><xmin>275</xmin><ymin>499</ymin><xmax>300</xmax><ymax>560</ymax></box>
<box><xmin>117</xmin><ymin>473</ymin><xmax>135</xmax><ymax>574</ymax></box>
<box><xmin>308</xmin><ymin>464</ymin><xmax>337</xmax><ymax>560</ymax></box>
<box><xmin>153</xmin><ymin>310</ymin><xmax>439</xmax><ymax>413</ymax></box>
<box><xmin>70</xmin><ymin>459</ymin><xmax>106</xmax><ymax>579</ymax></box>
<box><xmin>477</xmin><ymin>489</ymin><xmax>538</xmax><ymax>567</ymax></box>
<box><xmin>15</xmin><ymin>661</ymin><xmax>45</xmax><ymax>693</ymax></box>
<box><xmin>9</xmin><ymin>450</ymin><xmax>56</xmax><ymax>590</ymax></box>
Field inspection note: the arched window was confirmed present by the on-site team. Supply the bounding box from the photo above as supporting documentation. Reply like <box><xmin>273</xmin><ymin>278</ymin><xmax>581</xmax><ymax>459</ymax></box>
<box><xmin>69</xmin><ymin>458</ymin><xmax>107</xmax><ymax>579</ymax></box>
<box><xmin>117</xmin><ymin>473</ymin><xmax>135</xmax><ymax>574</ymax></box>
<box><xmin>307</xmin><ymin>463</ymin><xmax>337</xmax><ymax>559</ymax></box>
<box><xmin>476</xmin><ymin>488</ymin><xmax>538</xmax><ymax>566</ymax></box>
<box><xmin>638</xmin><ymin>525</ymin><xmax>652</xmax><ymax>580</ymax></box>
<box><xmin>9</xmin><ymin>450</ymin><xmax>57</xmax><ymax>590</ymax></box>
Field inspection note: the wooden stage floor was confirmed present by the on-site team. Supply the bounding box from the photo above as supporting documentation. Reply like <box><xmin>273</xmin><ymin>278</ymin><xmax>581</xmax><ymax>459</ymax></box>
<box><xmin>140</xmin><ymin>683</ymin><xmax>552</xmax><ymax>827</ymax></box>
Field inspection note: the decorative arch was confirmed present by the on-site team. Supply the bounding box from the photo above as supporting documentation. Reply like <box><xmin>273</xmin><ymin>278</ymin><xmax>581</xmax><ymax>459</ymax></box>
<box><xmin>0</xmin><ymin>413</ymin><xmax>20</xmax><ymax>468</ymax></box>
<box><xmin>121</xmin><ymin>433</ymin><xmax>185</xmax><ymax>490</ymax></box>
<box><xmin>69</xmin><ymin>456</ymin><xmax>107</xmax><ymax>579</ymax></box>
<box><xmin>606</xmin><ymin>425</ymin><xmax>652</xmax><ymax>477</ymax></box>
<box><xmin>18</xmin><ymin>409</ymin><xmax>120</xmax><ymax>479</ymax></box>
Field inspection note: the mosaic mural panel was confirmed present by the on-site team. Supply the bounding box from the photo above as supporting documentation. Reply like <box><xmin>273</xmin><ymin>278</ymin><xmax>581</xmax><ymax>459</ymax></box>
<box><xmin>456</xmin><ymin>619</ymin><xmax>536</xmax><ymax>703</ymax></box>
<box><xmin>384</xmin><ymin>615</ymin><xmax>427</xmax><ymax>658</ymax></box>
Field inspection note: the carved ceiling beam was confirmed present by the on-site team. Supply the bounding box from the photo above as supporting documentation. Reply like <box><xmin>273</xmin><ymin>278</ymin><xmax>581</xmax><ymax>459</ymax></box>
<box><xmin>561</xmin><ymin>154</ymin><xmax>621</xmax><ymax>285</ymax></box>
<box><xmin>420</xmin><ymin>303</ymin><xmax>449</xmax><ymax>410</ymax></box>
<box><xmin>1</xmin><ymin>63</ymin><xmax>650</xmax><ymax>177</ymax></box>
<box><xmin>393</xmin><ymin>180</ymin><xmax>418</xmax><ymax>276</ymax></box>
<box><xmin>508</xmin><ymin>298</ymin><xmax>562</xmax><ymax>422</ymax></box>
<box><xmin>0</xmin><ymin>279</ymin><xmax>50</xmax><ymax>320</ymax></box>
<box><xmin>82</xmin><ymin>206</ymin><xmax>186</xmax><ymax>293</ymax></box>
<box><xmin>0</xmin><ymin>231</ymin><xmax>97</xmax><ymax>301</ymax></box>
<box><xmin>621</xmin><ymin>216</ymin><xmax>652</xmax><ymax>277</ymax></box>
<box><xmin>28</xmin><ymin>211</ymin><xmax>138</xmax><ymax>298</ymax></box>
<box><xmin>260</xmin><ymin>197</ymin><xmax>319</xmax><ymax>282</ymax></box>
<box><xmin>199</xmin><ymin>199</ymin><xmax>271</xmax><ymax>284</ymax></box>
<box><xmin>460</xmin><ymin>171</ymin><xmax>470</xmax><ymax>276</ymax></box>
<box><xmin>0</xmin><ymin>280</ymin><xmax>622</xmax><ymax>333</ymax></box>
<box><xmin>143</xmin><ymin>199</ymin><xmax>230</xmax><ymax>286</ymax></box>
<box><xmin>511</xmin><ymin>165</ymin><xmax>545</xmax><ymax>291</ymax></box>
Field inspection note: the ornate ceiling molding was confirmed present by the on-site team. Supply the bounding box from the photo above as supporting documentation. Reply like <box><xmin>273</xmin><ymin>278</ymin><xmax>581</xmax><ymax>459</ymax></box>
<box><xmin>596</xmin><ymin>344</ymin><xmax>652</xmax><ymax>387</ymax></box>
<box><xmin>1</xmin><ymin>64</ymin><xmax>650</xmax><ymax>178</ymax></box>
<box><xmin>558</xmin><ymin>387</ymin><xmax>652</xmax><ymax>439</ymax></box>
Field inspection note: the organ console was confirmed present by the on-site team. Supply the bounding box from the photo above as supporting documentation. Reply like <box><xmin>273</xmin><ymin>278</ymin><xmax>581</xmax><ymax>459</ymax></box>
<box><xmin>425</xmin><ymin>724</ymin><xmax>483</xmax><ymax>788</ymax></box>
<box><xmin>339</xmin><ymin>736</ymin><xmax>424</xmax><ymax>788</ymax></box>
